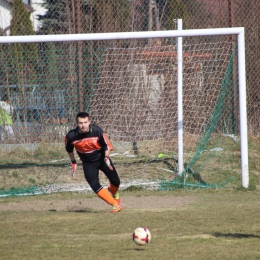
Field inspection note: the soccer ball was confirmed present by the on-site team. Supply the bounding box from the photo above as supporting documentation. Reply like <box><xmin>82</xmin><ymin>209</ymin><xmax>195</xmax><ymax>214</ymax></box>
<box><xmin>133</xmin><ymin>227</ymin><xmax>151</xmax><ymax>246</ymax></box>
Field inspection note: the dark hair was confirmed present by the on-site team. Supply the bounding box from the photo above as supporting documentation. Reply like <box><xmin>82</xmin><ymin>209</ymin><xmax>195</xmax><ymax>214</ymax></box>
<box><xmin>76</xmin><ymin>112</ymin><xmax>89</xmax><ymax>122</ymax></box>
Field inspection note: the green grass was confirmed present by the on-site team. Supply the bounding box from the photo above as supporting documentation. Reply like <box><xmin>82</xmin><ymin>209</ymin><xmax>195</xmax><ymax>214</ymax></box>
<box><xmin>0</xmin><ymin>190</ymin><xmax>260</xmax><ymax>260</ymax></box>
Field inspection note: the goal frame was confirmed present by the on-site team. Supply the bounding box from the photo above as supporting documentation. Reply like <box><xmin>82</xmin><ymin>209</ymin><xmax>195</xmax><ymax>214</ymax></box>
<box><xmin>0</xmin><ymin>27</ymin><xmax>249</xmax><ymax>188</ymax></box>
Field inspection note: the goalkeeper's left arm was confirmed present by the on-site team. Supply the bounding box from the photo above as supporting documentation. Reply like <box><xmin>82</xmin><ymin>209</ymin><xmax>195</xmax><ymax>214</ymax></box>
<box><xmin>100</xmin><ymin>132</ymin><xmax>113</xmax><ymax>170</ymax></box>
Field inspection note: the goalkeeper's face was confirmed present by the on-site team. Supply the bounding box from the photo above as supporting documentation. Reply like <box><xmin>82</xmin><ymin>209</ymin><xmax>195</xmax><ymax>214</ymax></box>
<box><xmin>77</xmin><ymin>116</ymin><xmax>91</xmax><ymax>133</ymax></box>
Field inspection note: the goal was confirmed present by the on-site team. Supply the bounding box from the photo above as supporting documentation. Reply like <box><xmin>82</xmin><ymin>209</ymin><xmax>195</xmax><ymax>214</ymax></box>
<box><xmin>0</xmin><ymin>27</ymin><xmax>248</xmax><ymax>196</ymax></box>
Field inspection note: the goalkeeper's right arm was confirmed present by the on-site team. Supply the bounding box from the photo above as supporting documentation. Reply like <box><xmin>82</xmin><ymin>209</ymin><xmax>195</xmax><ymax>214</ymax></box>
<box><xmin>65</xmin><ymin>135</ymin><xmax>77</xmax><ymax>176</ymax></box>
<box><xmin>68</xmin><ymin>152</ymin><xmax>77</xmax><ymax>176</ymax></box>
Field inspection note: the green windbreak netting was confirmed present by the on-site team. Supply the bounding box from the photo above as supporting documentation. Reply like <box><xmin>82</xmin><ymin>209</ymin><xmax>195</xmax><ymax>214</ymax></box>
<box><xmin>160</xmin><ymin>46</ymin><xmax>239</xmax><ymax>190</ymax></box>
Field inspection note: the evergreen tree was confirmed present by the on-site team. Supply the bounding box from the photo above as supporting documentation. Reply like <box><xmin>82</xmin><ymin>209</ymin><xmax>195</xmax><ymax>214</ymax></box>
<box><xmin>38</xmin><ymin>0</ymin><xmax>131</xmax><ymax>34</ymax></box>
<box><xmin>9</xmin><ymin>0</ymin><xmax>38</xmax><ymax>86</ymax></box>
<box><xmin>9</xmin><ymin>0</ymin><xmax>39</xmax><ymax>126</ymax></box>
<box><xmin>37</xmin><ymin>0</ymin><xmax>68</xmax><ymax>35</ymax></box>
<box><xmin>10</xmin><ymin>0</ymin><xmax>35</xmax><ymax>36</ymax></box>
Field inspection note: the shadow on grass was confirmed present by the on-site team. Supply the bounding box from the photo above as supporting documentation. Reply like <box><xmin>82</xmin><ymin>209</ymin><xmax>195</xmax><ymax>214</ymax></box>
<box><xmin>0</xmin><ymin>162</ymin><xmax>67</xmax><ymax>169</ymax></box>
<box><xmin>67</xmin><ymin>209</ymin><xmax>98</xmax><ymax>213</ymax></box>
<box><xmin>212</xmin><ymin>232</ymin><xmax>260</xmax><ymax>239</ymax></box>
<box><xmin>47</xmin><ymin>209</ymin><xmax>100</xmax><ymax>213</ymax></box>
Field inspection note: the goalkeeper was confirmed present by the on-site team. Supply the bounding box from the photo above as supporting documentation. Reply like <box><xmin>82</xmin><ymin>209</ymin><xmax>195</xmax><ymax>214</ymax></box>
<box><xmin>65</xmin><ymin>112</ymin><xmax>122</xmax><ymax>213</ymax></box>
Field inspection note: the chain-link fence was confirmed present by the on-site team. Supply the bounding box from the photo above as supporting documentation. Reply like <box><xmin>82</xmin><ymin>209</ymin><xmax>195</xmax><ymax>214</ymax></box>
<box><xmin>0</xmin><ymin>0</ymin><xmax>259</xmax><ymax>139</ymax></box>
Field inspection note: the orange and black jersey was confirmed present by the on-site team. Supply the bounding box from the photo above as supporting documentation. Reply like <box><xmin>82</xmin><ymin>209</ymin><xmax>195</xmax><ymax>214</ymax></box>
<box><xmin>65</xmin><ymin>124</ymin><xmax>113</xmax><ymax>162</ymax></box>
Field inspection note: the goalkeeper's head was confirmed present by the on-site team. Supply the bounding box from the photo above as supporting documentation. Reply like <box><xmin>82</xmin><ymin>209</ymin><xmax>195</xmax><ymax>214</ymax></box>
<box><xmin>76</xmin><ymin>112</ymin><xmax>90</xmax><ymax>133</ymax></box>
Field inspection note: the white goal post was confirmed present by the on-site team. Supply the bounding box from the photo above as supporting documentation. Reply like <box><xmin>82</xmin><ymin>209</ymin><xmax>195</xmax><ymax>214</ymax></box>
<box><xmin>0</xmin><ymin>27</ymin><xmax>249</xmax><ymax>189</ymax></box>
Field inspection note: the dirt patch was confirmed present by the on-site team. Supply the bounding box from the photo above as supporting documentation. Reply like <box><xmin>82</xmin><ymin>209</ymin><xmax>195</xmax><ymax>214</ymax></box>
<box><xmin>0</xmin><ymin>195</ymin><xmax>197</xmax><ymax>212</ymax></box>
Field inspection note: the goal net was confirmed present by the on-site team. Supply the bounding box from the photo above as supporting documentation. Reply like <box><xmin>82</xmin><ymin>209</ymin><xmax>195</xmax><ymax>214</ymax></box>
<box><xmin>0</xmin><ymin>28</ymin><xmax>248</xmax><ymax>196</ymax></box>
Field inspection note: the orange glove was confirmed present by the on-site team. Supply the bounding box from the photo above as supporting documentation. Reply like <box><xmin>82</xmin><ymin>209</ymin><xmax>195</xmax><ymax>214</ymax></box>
<box><xmin>71</xmin><ymin>160</ymin><xmax>77</xmax><ymax>177</ymax></box>
<box><xmin>104</xmin><ymin>156</ymin><xmax>113</xmax><ymax>170</ymax></box>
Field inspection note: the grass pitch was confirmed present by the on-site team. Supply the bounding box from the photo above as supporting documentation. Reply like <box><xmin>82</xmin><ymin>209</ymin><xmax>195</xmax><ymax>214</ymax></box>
<box><xmin>0</xmin><ymin>189</ymin><xmax>260</xmax><ymax>260</ymax></box>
